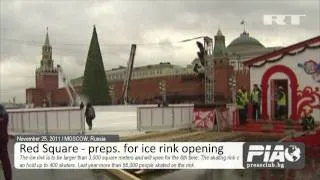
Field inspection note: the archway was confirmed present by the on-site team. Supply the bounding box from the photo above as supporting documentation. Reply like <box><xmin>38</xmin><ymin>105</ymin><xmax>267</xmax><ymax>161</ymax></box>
<box><xmin>260</xmin><ymin>65</ymin><xmax>299</xmax><ymax>120</ymax></box>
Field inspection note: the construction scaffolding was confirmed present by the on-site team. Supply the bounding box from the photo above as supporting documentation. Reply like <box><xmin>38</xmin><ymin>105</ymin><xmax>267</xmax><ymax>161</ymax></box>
<box><xmin>203</xmin><ymin>36</ymin><xmax>214</xmax><ymax>104</ymax></box>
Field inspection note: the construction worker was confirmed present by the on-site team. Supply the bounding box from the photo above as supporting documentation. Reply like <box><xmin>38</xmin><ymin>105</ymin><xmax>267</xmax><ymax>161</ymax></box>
<box><xmin>301</xmin><ymin>110</ymin><xmax>315</xmax><ymax>131</ymax></box>
<box><xmin>276</xmin><ymin>86</ymin><xmax>287</xmax><ymax>120</ymax></box>
<box><xmin>241</xmin><ymin>87</ymin><xmax>249</xmax><ymax>119</ymax></box>
<box><xmin>236</xmin><ymin>89</ymin><xmax>246</xmax><ymax>125</ymax></box>
<box><xmin>0</xmin><ymin>104</ymin><xmax>12</xmax><ymax>180</ymax></box>
<box><xmin>250</xmin><ymin>84</ymin><xmax>261</xmax><ymax>121</ymax></box>
<box><xmin>85</xmin><ymin>103</ymin><xmax>96</xmax><ymax>130</ymax></box>
<box><xmin>80</xmin><ymin>102</ymin><xmax>84</xmax><ymax>110</ymax></box>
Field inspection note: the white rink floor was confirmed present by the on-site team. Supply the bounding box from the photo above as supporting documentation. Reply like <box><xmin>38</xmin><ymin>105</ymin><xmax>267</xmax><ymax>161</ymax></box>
<box><xmin>84</xmin><ymin>104</ymin><xmax>155</xmax><ymax>137</ymax></box>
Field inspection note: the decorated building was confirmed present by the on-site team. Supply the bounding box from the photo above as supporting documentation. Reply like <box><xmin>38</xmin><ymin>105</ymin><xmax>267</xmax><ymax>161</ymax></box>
<box><xmin>244</xmin><ymin>36</ymin><xmax>320</xmax><ymax>122</ymax></box>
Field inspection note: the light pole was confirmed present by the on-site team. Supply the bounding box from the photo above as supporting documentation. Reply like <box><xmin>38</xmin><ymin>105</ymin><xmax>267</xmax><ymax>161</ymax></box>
<box><xmin>109</xmin><ymin>85</ymin><xmax>114</xmax><ymax>104</ymax></box>
<box><xmin>159</xmin><ymin>80</ymin><xmax>167</xmax><ymax>105</ymax></box>
<box><xmin>228</xmin><ymin>73</ymin><xmax>237</xmax><ymax>103</ymax></box>
<box><xmin>231</xmin><ymin>53</ymin><xmax>241</xmax><ymax>70</ymax></box>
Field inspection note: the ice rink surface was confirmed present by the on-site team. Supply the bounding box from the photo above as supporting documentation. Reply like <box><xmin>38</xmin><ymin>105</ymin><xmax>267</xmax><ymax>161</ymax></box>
<box><xmin>84</xmin><ymin>105</ymin><xmax>156</xmax><ymax>137</ymax></box>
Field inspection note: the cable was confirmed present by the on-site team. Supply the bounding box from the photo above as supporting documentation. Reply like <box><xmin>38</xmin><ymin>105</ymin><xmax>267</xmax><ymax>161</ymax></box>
<box><xmin>0</xmin><ymin>37</ymin><xmax>198</xmax><ymax>47</ymax></box>
<box><xmin>0</xmin><ymin>38</ymin><xmax>198</xmax><ymax>67</ymax></box>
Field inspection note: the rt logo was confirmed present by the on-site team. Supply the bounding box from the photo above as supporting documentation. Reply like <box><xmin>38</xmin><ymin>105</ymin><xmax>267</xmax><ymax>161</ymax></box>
<box><xmin>243</xmin><ymin>142</ymin><xmax>305</xmax><ymax>169</ymax></box>
<box><xmin>263</xmin><ymin>14</ymin><xmax>306</xmax><ymax>25</ymax></box>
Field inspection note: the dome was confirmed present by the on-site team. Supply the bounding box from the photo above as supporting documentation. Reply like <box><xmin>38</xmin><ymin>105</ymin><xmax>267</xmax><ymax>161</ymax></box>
<box><xmin>227</xmin><ymin>31</ymin><xmax>264</xmax><ymax>50</ymax></box>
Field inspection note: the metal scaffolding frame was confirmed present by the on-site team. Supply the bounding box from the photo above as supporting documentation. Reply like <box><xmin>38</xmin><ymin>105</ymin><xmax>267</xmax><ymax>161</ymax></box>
<box><xmin>203</xmin><ymin>37</ymin><xmax>214</xmax><ymax>104</ymax></box>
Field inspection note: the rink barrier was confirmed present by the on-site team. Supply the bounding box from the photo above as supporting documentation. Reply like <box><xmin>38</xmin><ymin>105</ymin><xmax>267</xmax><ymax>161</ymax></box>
<box><xmin>137</xmin><ymin>105</ymin><xmax>193</xmax><ymax>131</ymax></box>
<box><xmin>137</xmin><ymin>104</ymin><xmax>239</xmax><ymax>131</ymax></box>
<box><xmin>7</xmin><ymin>107</ymin><xmax>85</xmax><ymax>135</ymax></box>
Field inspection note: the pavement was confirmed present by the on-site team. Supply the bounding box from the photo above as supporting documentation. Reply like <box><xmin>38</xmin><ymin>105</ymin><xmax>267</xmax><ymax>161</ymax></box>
<box><xmin>0</xmin><ymin>138</ymin><xmax>119</xmax><ymax>180</ymax></box>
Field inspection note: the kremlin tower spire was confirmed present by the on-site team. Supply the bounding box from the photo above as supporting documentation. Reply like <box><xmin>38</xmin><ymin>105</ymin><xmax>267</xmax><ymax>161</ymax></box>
<box><xmin>35</xmin><ymin>27</ymin><xmax>58</xmax><ymax>97</ymax></box>
<box><xmin>40</xmin><ymin>27</ymin><xmax>54</xmax><ymax>72</ymax></box>
<box><xmin>44</xmin><ymin>27</ymin><xmax>50</xmax><ymax>46</ymax></box>
<box><xmin>213</xmin><ymin>27</ymin><xmax>227</xmax><ymax>58</ymax></box>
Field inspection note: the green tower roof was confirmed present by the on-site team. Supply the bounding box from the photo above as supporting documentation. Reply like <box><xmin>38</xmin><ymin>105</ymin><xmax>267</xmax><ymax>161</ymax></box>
<box><xmin>213</xmin><ymin>28</ymin><xmax>227</xmax><ymax>57</ymax></box>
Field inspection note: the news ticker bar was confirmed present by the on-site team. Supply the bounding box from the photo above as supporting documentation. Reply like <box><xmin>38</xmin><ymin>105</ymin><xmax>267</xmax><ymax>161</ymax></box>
<box><xmin>14</xmin><ymin>139</ymin><xmax>305</xmax><ymax>169</ymax></box>
<box><xmin>16</xmin><ymin>135</ymin><xmax>120</xmax><ymax>142</ymax></box>
<box><xmin>15</xmin><ymin>142</ymin><xmax>242</xmax><ymax>169</ymax></box>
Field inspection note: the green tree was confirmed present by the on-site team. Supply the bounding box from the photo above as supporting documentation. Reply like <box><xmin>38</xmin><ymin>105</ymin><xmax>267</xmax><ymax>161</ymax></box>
<box><xmin>81</xmin><ymin>25</ymin><xmax>111</xmax><ymax>105</ymax></box>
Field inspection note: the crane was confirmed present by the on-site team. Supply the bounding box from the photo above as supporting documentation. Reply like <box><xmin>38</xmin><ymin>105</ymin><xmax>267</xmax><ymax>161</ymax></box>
<box><xmin>121</xmin><ymin>44</ymin><xmax>137</xmax><ymax>104</ymax></box>
<box><xmin>57</xmin><ymin>64</ymin><xmax>81</xmax><ymax>106</ymax></box>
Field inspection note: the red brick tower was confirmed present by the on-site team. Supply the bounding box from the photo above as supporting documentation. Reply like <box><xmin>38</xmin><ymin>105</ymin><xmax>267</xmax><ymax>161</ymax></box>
<box><xmin>35</xmin><ymin>28</ymin><xmax>58</xmax><ymax>91</ymax></box>
<box><xmin>26</xmin><ymin>28</ymin><xmax>58</xmax><ymax>107</ymax></box>
<box><xmin>213</xmin><ymin>28</ymin><xmax>234</xmax><ymax>102</ymax></box>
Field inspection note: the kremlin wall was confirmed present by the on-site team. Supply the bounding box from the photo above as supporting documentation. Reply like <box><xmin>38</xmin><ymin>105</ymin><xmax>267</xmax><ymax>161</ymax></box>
<box><xmin>26</xmin><ymin>28</ymin><xmax>280</xmax><ymax>107</ymax></box>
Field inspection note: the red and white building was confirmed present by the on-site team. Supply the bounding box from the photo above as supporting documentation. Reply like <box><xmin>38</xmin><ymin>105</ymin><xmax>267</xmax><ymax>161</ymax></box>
<box><xmin>244</xmin><ymin>36</ymin><xmax>320</xmax><ymax>122</ymax></box>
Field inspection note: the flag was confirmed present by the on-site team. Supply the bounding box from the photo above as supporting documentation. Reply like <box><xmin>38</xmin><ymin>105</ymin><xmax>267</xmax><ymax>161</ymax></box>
<box><xmin>240</xmin><ymin>20</ymin><xmax>245</xmax><ymax>24</ymax></box>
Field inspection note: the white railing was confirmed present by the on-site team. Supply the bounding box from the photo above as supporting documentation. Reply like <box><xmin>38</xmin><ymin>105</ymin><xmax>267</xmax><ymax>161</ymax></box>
<box><xmin>7</xmin><ymin>107</ymin><xmax>85</xmax><ymax>135</ymax></box>
<box><xmin>137</xmin><ymin>104</ymin><xmax>238</xmax><ymax>132</ymax></box>
<box><xmin>137</xmin><ymin>105</ymin><xmax>193</xmax><ymax>131</ymax></box>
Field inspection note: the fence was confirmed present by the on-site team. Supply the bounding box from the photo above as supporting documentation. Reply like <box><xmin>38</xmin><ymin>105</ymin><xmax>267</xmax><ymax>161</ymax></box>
<box><xmin>137</xmin><ymin>104</ymin><xmax>240</xmax><ymax>131</ymax></box>
<box><xmin>137</xmin><ymin>105</ymin><xmax>193</xmax><ymax>131</ymax></box>
<box><xmin>7</xmin><ymin>107</ymin><xmax>85</xmax><ymax>135</ymax></box>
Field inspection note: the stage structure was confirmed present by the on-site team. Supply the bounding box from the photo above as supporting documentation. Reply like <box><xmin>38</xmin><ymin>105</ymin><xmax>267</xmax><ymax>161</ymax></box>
<box><xmin>194</xmin><ymin>36</ymin><xmax>214</xmax><ymax>104</ymax></box>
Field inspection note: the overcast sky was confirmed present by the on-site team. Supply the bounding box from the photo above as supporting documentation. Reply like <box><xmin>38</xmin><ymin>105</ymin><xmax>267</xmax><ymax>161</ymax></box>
<box><xmin>0</xmin><ymin>0</ymin><xmax>319</xmax><ymax>103</ymax></box>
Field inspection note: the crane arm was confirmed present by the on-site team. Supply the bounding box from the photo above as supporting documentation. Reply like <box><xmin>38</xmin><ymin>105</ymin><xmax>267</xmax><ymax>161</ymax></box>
<box><xmin>121</xmin><ymin>44</ymin><xmax>137</xmax><ymax>104</ymax></box>
<box><xmin>57</xmin><ymin>64</ymin><xmax>79</xmax><ymax>106</ymax></box>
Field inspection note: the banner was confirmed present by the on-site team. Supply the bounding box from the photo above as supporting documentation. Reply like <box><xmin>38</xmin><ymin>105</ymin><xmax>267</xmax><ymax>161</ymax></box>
<box><xmin>14</xmin><ymin>135</ymin><xmax>306</xmax><ymax>170</ymax></box>
<box><xmin>193</xmin><ymin>109</ymin><xmax>215</xmax><ymax>129</ymax></box>
<box><xmin>192</xmin><ymin>108</ymin><xmax>229</xmax><ymax>130</ymax></box>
